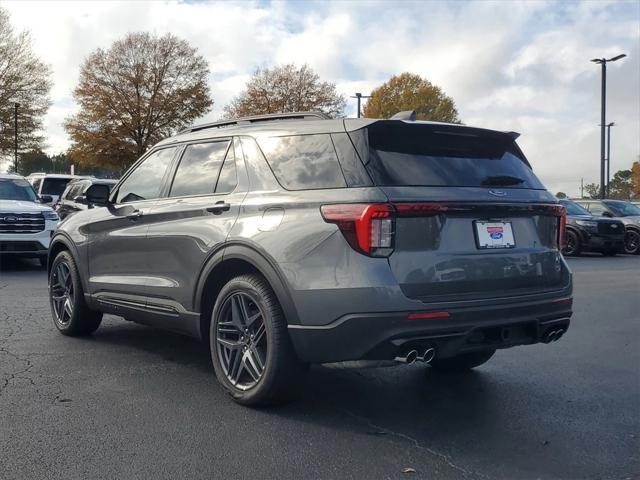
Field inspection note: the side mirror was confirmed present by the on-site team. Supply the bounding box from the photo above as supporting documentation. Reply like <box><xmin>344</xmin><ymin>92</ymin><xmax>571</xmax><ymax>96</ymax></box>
<box><xmin>73</xmin><ymin>195</ymin><xmax>88</xmax><ymax>205</ymax></box>
<box><xmin>85</xmin><ymin>184</ymin><xmax>110</xmax><ymax>206</ymax></box>
<box><xmin>602</xmin><ymin>211</ymin><xmax>614</xmax><ymax>218</ymax></box>
<box><xmin>39</xmin><ymin>195</ymin><xmax>53</xmax><ymax>204</ymax></box>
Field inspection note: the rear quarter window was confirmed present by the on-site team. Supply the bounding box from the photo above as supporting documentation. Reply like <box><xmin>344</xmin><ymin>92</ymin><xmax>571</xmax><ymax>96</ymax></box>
<box><xmin>257</xmin><ymin>134</ymin><xmax>347</xmax><ymax>190</ymax></box>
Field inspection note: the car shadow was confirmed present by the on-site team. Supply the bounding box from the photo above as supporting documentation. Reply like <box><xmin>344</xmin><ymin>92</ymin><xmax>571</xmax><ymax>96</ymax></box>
<box><xmin>0</xmin><ymin>256</ymin><xmax>44</xmax><ymax>272</ymax></box>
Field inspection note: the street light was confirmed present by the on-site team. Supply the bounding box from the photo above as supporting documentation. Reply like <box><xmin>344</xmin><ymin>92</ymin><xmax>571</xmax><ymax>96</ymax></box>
<box><xmin>591</xmin><ymin>53</ymin><xmax>626</xmax><ymax>199</ymax></box>
<box><xmin>350</xmin><ymin>92</ymin><xmax>371</xmax><ymax>118</ymax></box>
<box><xmin>605</xmin><ymin>122</ymin><xmax>615</xmax><ymax>196</ymax></box>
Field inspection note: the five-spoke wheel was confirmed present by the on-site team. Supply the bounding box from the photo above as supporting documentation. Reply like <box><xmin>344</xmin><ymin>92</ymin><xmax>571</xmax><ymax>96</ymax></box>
<box><xmin>51</xmin><ymin>261</ymin><xmax>74</xmax><ymax>327</ymax></box>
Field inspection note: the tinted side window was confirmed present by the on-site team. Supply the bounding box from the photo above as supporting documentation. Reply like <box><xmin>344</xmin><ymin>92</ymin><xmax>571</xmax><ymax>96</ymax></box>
<box><xmin>331</xmin><ymin>133</ymin><xmax>372</xmax><ymax>187</ymax></box>
<box><xmin>116</xmin><ymin>147</ymin><xmax>176</xmax><ymax>203</ymax></box>
<box><xmin>42</xmin><ymin>178</ymin><xmax>72</xmax><ymax>196</ymax></box>
<box><xmin>169</xmin><ymin>141</ymin><xmax>230</xmax><ymax>197</ymax></box>
<box><xmin>257</xmin><ymin>134</ymin><xmax>346</xmax><ymax>190</ymax></box>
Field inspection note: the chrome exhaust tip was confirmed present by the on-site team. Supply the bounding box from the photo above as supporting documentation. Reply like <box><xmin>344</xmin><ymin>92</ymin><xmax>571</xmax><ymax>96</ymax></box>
<box><xmin>419</xmin><ymin>348</ymin><xmax>436</xmax><ymax>364</ymax></box>
<box><xmin>394</xmin><ymin>349</ymin><xmax>419</xmax><ymax>365</ymax></box>
<box><xmin>553</xmin><ymin>329</ymin><xmax>565</xmax><ymax>341</ymax></box>
<box><xmin>545</xmin><ymin>330</ymin><xmax>557</xmax><ymax>343</ymax></box>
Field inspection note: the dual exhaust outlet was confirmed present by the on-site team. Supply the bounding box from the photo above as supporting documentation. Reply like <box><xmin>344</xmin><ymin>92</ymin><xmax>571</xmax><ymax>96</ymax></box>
<box><xmin>545</xmin><ymin>328</ymin><xmax>565</xmax><ymax>343</ymax></box>
<box><xmin>394</xmin><ymin>347</ymin><xmax>436</xmax><ymax>365</ymax></box>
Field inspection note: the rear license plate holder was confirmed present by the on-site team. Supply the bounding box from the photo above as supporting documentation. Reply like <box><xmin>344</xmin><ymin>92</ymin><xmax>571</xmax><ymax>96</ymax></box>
<box><xmin>474</xmin><ymin>221</ymin><xmax>515</xmax><ymax>249</ymax></box>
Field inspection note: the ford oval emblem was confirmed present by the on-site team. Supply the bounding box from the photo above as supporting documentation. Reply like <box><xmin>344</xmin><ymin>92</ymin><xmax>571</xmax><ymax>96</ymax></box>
<box><xmin>488</xmin><ymin>189</ymin><xmax>507</xmax><ymax>197</ymax></box>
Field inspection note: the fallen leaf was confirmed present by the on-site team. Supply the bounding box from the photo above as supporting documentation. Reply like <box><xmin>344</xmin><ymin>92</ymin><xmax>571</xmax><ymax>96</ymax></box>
<box><xmin>401</xmin><ymin>467</ymin><xmax>416</xmax><ymax>474</ymax></box>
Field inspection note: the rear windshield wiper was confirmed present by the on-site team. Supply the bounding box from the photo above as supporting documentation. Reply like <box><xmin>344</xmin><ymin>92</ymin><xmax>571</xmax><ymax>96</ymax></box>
<box><xmin>481</xmin><ymin>175</ymin><xmax>525</xmax><ymax>186</ymax></box>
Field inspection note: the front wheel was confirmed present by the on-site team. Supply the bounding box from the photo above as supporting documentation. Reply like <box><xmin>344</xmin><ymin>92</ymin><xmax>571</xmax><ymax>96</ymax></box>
<box><xmin>624</xmin><ymin>230</ymin><xmax>640</xmax><ymax>255</ymax></box>
<box><xmin>210</xmin><ymin>274</ymin><xmax>302</xmax><ymax>406</ymax></box>
<box><xmin>430</xmin><ymin>349</ymin><xmax>496</xmax><ymax>372</ymax></box>
<box><xmin>562</xmin><ymin>230</ymin><xmax>581</xmax><ymax>256</ymax></box>
<box><xmin>49</xmin><ymin>251</ymin><xmax>102</xmax><ymax>336</ymax></box>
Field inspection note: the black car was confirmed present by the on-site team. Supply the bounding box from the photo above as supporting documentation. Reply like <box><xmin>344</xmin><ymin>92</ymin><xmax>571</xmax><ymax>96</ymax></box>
<box><xmin>574</xmin><ymin>199</ymin><xmax>640</xmax><ymax>255</ymax></box>
<box><xmin>55</xmin><ymin>178</ymin><xmax>118</xmax><ymax>220</ymax></box>
<box><xmin>560</xmin><ymin>199</ymin><xmax>625</xmax><ymax>256</ymax></box>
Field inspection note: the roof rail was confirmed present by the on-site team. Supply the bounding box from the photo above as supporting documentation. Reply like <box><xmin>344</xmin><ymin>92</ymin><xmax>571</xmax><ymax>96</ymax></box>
<box><xmin>180</xmin><ymin>111</ymin><xmax>331</xmax><ymax>134</ymax></box>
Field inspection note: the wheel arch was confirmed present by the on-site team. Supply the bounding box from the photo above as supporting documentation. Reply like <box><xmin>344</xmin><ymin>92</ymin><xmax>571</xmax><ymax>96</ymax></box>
<box><xmin>195</xmin><ymin>243</ymin><xmax>300</xmax><ymax>342</ymax></box>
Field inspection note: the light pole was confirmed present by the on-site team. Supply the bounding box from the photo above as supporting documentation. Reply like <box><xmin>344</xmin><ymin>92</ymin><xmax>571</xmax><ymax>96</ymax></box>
<box><xmin>14</xmin><ymin>102</ymin><xmax>19</xmax><ymax>173</ymax></box>
<box><xmin>605</xmin><ymin>122</ymin><xmax>614</xmax><ymax>197</ymax></box>
<box><xmin>591</xmin><ymin>54</ymin><xmax>626</xmax><ymax>199</ymax></box>
<box><xmin>350</xmin><ymin>92</ymin><xmax>371</xmax><ymax>118</ymax></box>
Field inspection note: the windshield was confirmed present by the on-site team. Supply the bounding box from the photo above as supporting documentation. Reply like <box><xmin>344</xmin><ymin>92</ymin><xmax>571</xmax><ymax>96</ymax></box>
<box><xmin>0</xmin><ymin>178</ymin><xmax>38</xmax><ymax>202</ymax></box>
<box><xmin>604</xmin><ymin>200</ymin><xmax>640</xmax><ymax>217</ymax></box>
<box><xmin>561</xmin><ymin>200</ymin><xmax>591</xmax><ymax>216</ymax></box>
<box><xmin>354</xmin><ymin>122</ymin><xmax>545</xmax><ymax>189</ymax></box>
<box><xmin>42</xmin><ymin>178</ymin><xmax>73</xmax><ymax>196</ymax></box>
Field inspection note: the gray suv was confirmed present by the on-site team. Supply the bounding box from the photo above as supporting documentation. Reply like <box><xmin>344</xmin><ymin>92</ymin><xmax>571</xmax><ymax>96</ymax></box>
<box><xmin>48</xmin><ymin>112</ymin><xmax>573</xmax><ymax>405</ymax></box>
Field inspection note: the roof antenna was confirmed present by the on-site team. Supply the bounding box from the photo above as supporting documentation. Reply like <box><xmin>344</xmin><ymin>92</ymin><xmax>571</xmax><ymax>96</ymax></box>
<box><xmin>390</xmin><ymin>110</ymin><xmax>416</xmax><ymax>121</ymax></box>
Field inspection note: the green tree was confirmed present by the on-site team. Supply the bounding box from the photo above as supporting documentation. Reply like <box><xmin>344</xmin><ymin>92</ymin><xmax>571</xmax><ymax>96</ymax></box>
<box><xmin>584</xmin><ymin>183</ymin><xmax>601</xmax><ymax>199</ymax></box>
<box><xmin>0</xmin><ymin>7</ymin><xmax>52</xmax><ymax>166</ymax></box>
<box><xmin>224</xmin><ymin>64</ymin><xmax>346</xmax><ymax>119</ymax></box>
<box><xmin>65</xmin><ymin>32</ymin><xmax>212</xmax><ymax>171</ymax></box>
<box><xmin>608</xmin><ymin>169</ymin><xmax>633</xmax><ymax>200</ymax></box>
<box><xmin>363</xmin><ymin>72</ymin><xmax>459</xmax><ymax>122</ymax></box>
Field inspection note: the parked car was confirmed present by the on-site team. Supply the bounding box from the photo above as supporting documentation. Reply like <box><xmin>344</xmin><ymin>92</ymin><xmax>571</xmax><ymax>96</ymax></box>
<box><xmin>55</xmin><ymin>178</ymin><xmax>118</xmax><ymax>220</ymax></box>
<box><xmin>47</xmin><ymin>112</ymin><xmax>573</xmax><ymax>406</ymax></box>
<box><xmin>0</xmin><ymin>174</ymin><xmax>59</xmax><ymax>267</ymax></box>
<box><xmin>574</xmin><ymin>199</ymin><xmax>640</xmax><ymax>255</ymax></box>
<box><xmin>559</xmin><ymin>199</ymin><xmax>625</xmax><ymax>256</ymax></box>
<box><xmin>27</xmin><ymin>173</ymin><xmax>82</xmax><ymax>205</ymax></box>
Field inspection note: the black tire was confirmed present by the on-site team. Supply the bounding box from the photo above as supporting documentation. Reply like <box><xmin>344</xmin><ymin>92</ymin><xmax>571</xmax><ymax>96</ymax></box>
<box><xmin>562</xmin><ymin>230</ymin><xmax>581</xmax><ymax>256</ymax></box>
<box><xmin>624</xmin><ymin>229</ymin><xmax>640</xmax><ymax>255</ymax></box>
<box><xmin>49</xmin><ymin>250</ymin><xmax>102</xmax><ymax>336</ymax></box>
<box><xmin>209</xmin><ymin>274</ymin><xmax>302</xmax><ymax>406</ymax></box>
<box><xmin>430</xmin><ymin>349</ymin><xmax>496</xmax><ymax>372</ymax></box>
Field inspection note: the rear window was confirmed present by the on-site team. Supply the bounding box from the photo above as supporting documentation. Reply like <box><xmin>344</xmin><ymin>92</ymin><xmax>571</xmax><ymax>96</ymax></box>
<box><xmin>42</xmin><ymin>178</ymin><xmax>73</xmax><ymax>195</ymax></box>
<box><xmin>257</xmin><ymin>134</ymin><xmax>346</xmax><ymax>190</ymax></box>
<box><xmin>353</xmin><ymin>122</ymin><xmax>544</xmax><ymax>189</ymax></box>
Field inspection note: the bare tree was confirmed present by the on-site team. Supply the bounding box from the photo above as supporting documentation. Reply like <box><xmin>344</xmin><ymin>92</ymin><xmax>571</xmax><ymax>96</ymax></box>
<box><xmin>224</xmin><ymin>64</ymin><xmax>346</xmax><ymax>119</ymax></box>
<box><xmin>65</xmin><ymin>32</ymin><xmax>213</xmax><ymax>170</ymax></box>
<box><xmin>0</xmin><ymin>7</ymin><xmax>52</xmax><ymax>167</ymax></box>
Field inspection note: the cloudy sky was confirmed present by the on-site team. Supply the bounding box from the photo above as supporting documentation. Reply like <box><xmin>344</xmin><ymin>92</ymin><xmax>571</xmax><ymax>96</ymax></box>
<box><xmin>3</xmin><ymin>0</ymin><xmax>639</xmax><ymax>195</ymax></box>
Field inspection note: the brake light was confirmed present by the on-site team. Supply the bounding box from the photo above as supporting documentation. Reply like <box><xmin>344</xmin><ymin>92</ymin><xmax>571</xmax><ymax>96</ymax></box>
<box><xmin>546</xmin><ymin>205</ymin><xmax>567</xmax><ymax>249</ymax></box>
<box><xmin>320</xmin><ymin>203</ymin><xmax>394</xmax><ymax>256</ymax></box>
<box><xmin>407</xmin><ymin>311</ymin><xmax>450</xmax><ymax>320</ymax></box>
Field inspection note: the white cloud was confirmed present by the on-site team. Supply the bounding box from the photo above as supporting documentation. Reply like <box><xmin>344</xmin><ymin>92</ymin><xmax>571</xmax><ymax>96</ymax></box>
<box><xmin>1</xmin><ymin>0</ymin><xmax>638</xmax><ymax>197</ymax></box>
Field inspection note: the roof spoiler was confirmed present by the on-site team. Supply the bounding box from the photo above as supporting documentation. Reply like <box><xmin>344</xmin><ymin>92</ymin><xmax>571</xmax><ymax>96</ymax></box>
<box><xmin>504</xmin><ymin>131</ymin><xmax>520</xmax><ymax>140</ymax></box>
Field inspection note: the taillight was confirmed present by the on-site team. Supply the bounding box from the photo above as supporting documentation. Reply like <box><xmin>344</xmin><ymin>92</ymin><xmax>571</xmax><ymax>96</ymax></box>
<box><xmin>320</xmin><ymin>203</ymin><xmax>394</xmax><ymax>256</ymax></box>
<box><xmin>546</xmin><ymin>205</ymin><xmax>567</xmax><ymax>249</ymax></box>
<box><xmin>321</xmin><ymin>202</ymin><xmax>451</xmax><ymax>256</ymax></box>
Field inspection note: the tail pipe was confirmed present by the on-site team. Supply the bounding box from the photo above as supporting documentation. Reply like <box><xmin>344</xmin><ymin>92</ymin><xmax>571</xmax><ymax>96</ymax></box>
<box><xmin>394</xmin><ymin>349</ymin><xmax>419</xmax><ymax>365</ymax></box>
<box><xmin>419</xmin><ymin>347</ymin><xmax>436</xmax><ymax>364</ymax></box>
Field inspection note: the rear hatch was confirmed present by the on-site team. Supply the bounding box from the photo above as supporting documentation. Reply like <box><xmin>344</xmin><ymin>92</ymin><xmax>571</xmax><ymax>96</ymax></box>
<box><xmin>350</xmin><ymin>120</ymin><xmax>569</xmax><ymax>302</ymax></box>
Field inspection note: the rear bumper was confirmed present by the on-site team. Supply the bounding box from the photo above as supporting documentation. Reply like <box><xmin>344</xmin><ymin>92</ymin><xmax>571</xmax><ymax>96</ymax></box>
<box><xmin>288</xmin><ymin>295</ymin><xmax>573</xmax><ymax>363</ymax></box>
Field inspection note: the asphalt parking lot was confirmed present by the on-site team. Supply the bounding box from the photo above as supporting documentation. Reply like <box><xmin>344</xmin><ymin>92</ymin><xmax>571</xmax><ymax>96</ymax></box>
<box><xmin>0</xmin><ymin>255</ymin><xmax>638</xmax><ymax>480</ymax></box>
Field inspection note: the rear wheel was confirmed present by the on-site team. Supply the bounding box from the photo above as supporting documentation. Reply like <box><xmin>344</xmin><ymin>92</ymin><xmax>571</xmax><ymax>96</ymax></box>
<box><xmin>624</xmin><ymin>229</ymin><xmax>640</xmax><ymax>255</ymax></box>
<box><xmin>49</xmin><ymin>251</ymin><xmax>102</xmax><ymax>336</ymax></box>
<box><xmin>562</xmin><ymin>230</ymin><xmax>581</xmax><ymax>256</ymax></box>
<box><xmin>210</xmin><ymin>274</ymin><xmax>302</xmax><ymax>406</ymax></box>
<box><xmin>430</xmin><ymin>349</ymin><xmax>496</xmax><ymax>372</ymax></box>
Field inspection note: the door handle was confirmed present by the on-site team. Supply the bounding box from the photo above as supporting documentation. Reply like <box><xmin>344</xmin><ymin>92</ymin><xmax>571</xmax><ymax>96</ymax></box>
<box><xmin>126</xmin><ymin>209</ymin><xmax>143</xmax><ymax>220</ymax></box>
<box><xmin>206</xmin><ymin>201</ymin><xmax>231</xmax><ymax>215</ymax></box>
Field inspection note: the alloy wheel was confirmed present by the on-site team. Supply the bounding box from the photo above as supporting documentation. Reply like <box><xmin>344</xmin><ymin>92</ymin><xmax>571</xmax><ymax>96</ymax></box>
<box><xmin>625</xmin><ymin>230</ymin><xmax>640</xmax><ymax>254</ymax></box>
<box><xmin>215</xmin><ymin>292</ymin><xmax>267</xmax><ymax>391</ymax></box>
<box><xmin>563</xmin><ymin>232</ymin><xmax>577</xmax><ymax>255</ymax></box>
<box><xmin>51</xmin><ymin>262</ymin><xmax>74</xmax><ymax>326</ymax></box>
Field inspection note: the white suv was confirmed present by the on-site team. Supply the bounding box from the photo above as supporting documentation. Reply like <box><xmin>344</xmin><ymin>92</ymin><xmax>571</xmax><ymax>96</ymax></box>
<box><xmin>0</xmin><ymin>174</ymin><xmax>59</xmax><ymax>266</ymax></box>
<box><xmin>27</xmin><ymin>173</ymin><xmax>81</xmax><ymax>205</ymax></box>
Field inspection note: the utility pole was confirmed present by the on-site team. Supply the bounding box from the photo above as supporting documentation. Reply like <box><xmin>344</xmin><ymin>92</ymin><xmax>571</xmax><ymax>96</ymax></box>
<box><xmin>605</xmin><ymin>122</ymin><xmax>614</xmax><ymax>197</ymax></box>
<box><xmin>591</xmin><ymin>54</ymin><xmax>626</xmax><ymax>199</ymax></box>
<box><xmin>14</xmin><ymin>102</ymin><xmax>19</xmax><ymax>173</ymax></box>
<box><xmin>350</xmin><ymin>92</ymin><xmax>371</xmax><ymax>118</ymax></box>
<box><xmin>580</xmin><ymin>178</ymin><xmax>584</xmax><ymax>198</ymax></box>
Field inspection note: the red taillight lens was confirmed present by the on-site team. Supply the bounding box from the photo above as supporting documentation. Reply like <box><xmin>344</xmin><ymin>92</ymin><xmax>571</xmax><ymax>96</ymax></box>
<box><xmin>320</xmin><ymin>203</ymin><xmax>394</xmax><ymax>256</ymax></box>
<box><xmin>407</xmin><ymin>311</ymin><xmax>450</xmax><ymax>320</ymax></box>
<box><xmin>546</xmin><ymin>205</ymin><xmax>567</xmax><ymax>249</ymax></box>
